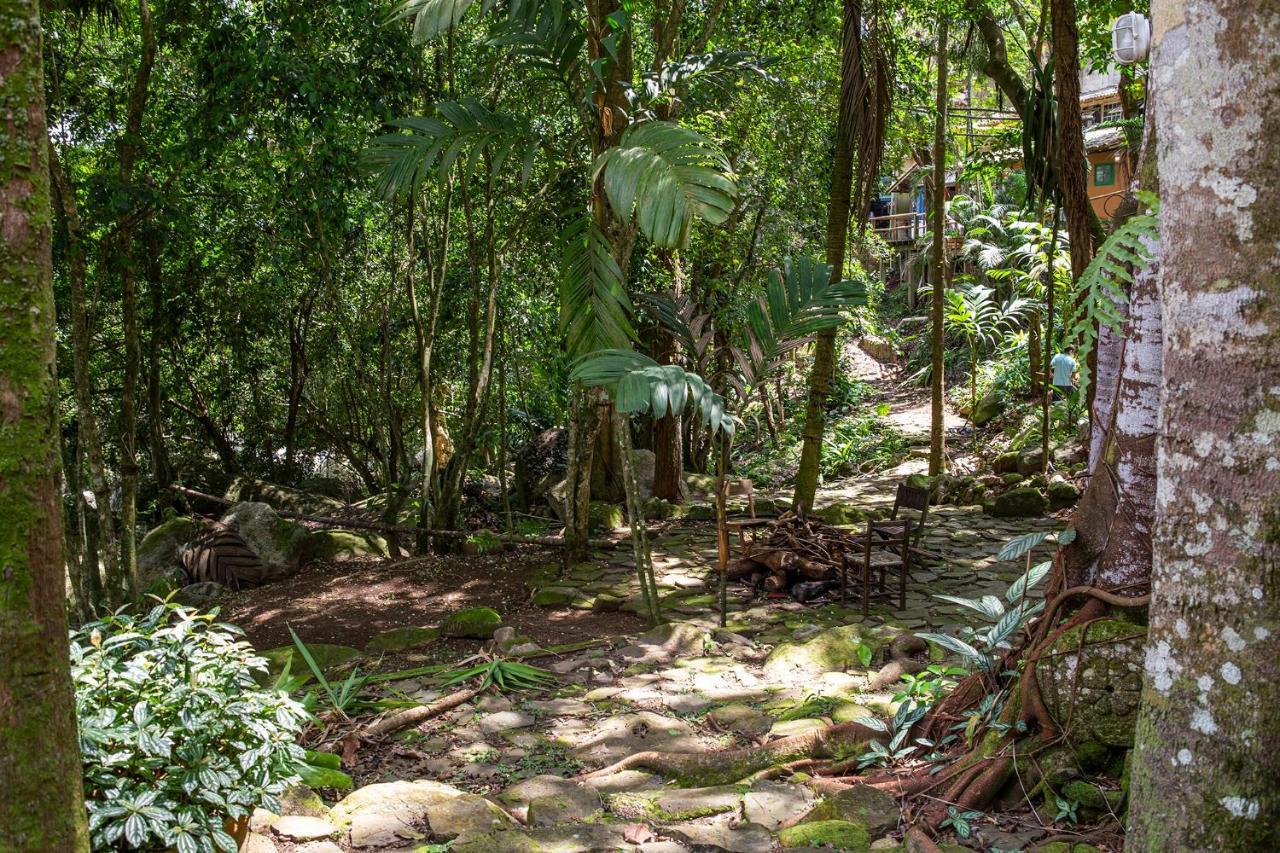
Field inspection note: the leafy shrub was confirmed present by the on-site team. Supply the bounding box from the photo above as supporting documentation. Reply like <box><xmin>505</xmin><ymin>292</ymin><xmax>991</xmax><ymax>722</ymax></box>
<box><xmin>72</xmin><ymin>603</ymin><xmax>306</xmax><ymax>852</ymax></box>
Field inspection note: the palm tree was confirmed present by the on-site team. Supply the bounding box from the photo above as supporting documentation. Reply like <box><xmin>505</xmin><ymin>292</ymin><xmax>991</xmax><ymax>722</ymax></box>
<box><xmin>368</xmin><ymin>0</ymin><xmax>767</xmax><ymax>621</ymax></box>
<box><xmin>940</xmin><ymin>283</ymin><xmax>1027</xmax><ymax>438</ymax></box>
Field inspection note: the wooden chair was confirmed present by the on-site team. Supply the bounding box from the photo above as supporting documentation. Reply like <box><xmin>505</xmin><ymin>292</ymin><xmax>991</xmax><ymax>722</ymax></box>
<box><xmin>846</xmin><ymin>517</ymin><xmax>913</xmax><ymax>615</ymax></box>
<box><xmin>890</xmin><ymin>481</ymin><xmax>931</xmax><ymax>547</ymax></box>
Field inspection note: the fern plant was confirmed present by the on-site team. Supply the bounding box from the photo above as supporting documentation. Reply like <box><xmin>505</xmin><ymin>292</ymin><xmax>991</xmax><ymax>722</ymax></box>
<box><xmin>1066</xmin><ymin>191</ymin><xmax>1160</xmax><ymax>396</ymax></box>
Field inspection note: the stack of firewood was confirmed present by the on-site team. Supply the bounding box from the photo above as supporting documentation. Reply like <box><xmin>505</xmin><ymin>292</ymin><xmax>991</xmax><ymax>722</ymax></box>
<box><xmin>722</xmin><ymin>514</ymin><xmax>862</xmax><ymax>597</ymax></box>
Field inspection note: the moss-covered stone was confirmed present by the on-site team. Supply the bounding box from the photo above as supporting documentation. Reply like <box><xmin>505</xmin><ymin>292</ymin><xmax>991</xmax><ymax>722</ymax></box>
<box><xmin>813</xmin><ymin>502</ymin><xmax>884</xmax><ymax>526</ymax></box>
<box><xmin>261</xmin><ymin>644</ymin><xmax>361</xmax><ymax>684</ymax></box>
<box><xmin>587</xmin><ymin>501</ymin><xmax>624</xmax><ymax>533</ymax></box>
<box><xmin>1047</xmin><ymin>478</ymin><xmax>1081</xmax><ymax>507</ymax></box>
<box><xmin>763</xmin><ymin>626</ymin><xmax>875</xmax><ymax>681</ymax></box>
<box><xmin>137</xmin><ymin>516</ymin><xmax>202</xmax><ymax>589</ymax></box>
<box><xmin>1038</xmin><ymin>618</ymin><xmax>1145</xmax><ymax>747</ymax></box>
<box><xmin>440</xmin><ymin>606</ymin><xmax>503</xmax><ymax>639</ymax></box>
<box><xmin>987</xmin><ymin>486</ymin><xmax>1047</xmax><ymax>518</ymax></box>
<box><xmin>971</xmin><ymin>391</ymin><xmax>1005</xmax><ymax>426</ymax></box>
<box><xmin>364</xmin><ymin>626</ymin><xmax>440</xmax><ymax>654</ymax></box>
<box><xmin>779</xmin><ymin>819</ymin><xmax>871</xmax><ymax>850</ymax></box>
<box><xmin>531</xmin><ymin>586</ymin><xmax>578</xmax><ymax>606</ymax></box>
<box><xmin>1001</xmin><ymin>471</ymin><xmax>1026</xmax><ymax>485</ymax></box>
<box><xmin>223</xmin><ymin>476</ymin><xmax>346</xmax><ymax>515</ymax></box>
<box><xmin>306</xmin><ymin>529</ymin><xmax>388</xmax><ymax>560</ymax></box>
<box><xmin>221</xmin><ymin>501</ymin><xmax>312</xmax><ymax>572</ymax></box>
<box><xmin>804</xmin><ymin>785</ymin><xmax>899</xmax><ymax>837</ymax></box>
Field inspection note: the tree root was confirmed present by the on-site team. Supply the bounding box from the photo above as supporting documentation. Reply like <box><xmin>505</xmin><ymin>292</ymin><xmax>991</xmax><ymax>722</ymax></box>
<box><xmin>870</xmin><ymin>634</ymin><xmax>930</xmax><ymax>690</ymax></box>
<box><xmin>361</xmin><ymin>686</ymin><xmax>482</xmax><ymax>739</ymax></box>
<box><xmin>578</xmin><ymin>721</ymin><xmax>882</xmax><ymax>787</ymax></box>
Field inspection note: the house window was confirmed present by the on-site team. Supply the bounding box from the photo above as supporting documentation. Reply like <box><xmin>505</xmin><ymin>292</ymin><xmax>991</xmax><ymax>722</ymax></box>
<box><xmin>1102</xmin><ymin>102</ymin><xmax>1124</xmax><ymax>122</ymax></box>
<box><xmin>1094</xmin><ymin>162</ymin><xmax>1116</xmax><ymax>186</ymax></box>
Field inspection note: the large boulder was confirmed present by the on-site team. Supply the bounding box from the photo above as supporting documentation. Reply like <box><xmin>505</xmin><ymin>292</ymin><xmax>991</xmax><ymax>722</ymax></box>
<box><xmin>630</xmin><ymin>448</ymin><xmax>657</xmax><ymax>501</ymax></box>
<box><xmin>971</xmin><ymin>391</ymin><xmax>1005</xmax><ymax>426</ymax></box>
<box><xmin>1038</xmin><ymin>617</ymin><xmax>1145</xmax><ymax>747</ymax></box>
<box><xmin>587</xmin><ymin>502</ymin><xmax>624</xmax><ymax>533</ymax></box>
<box><xmin>221</xmin><ymin>502</ymin><xmax>312</xmax><ymax>575</ymax></box>
<box><xmin>137</xmin><ymin>516</ymin><xmax>202</xmax><ymax>591</ymax></box>
<box><xmin>514</xmin><ymin>427</ymin><xmax>568</xmax><ymax>510</ymax></box>
<box><xmin>306</xmin><ymin>529</ymin><xmax>389</xmax><ymax>561</ymax></box>
<box><xmin>987</xmin><ymin>486</ymin><xmax>1048</xmax><ymax>518</ymax></box>
<box><xmin>1047</xmin><ymin>477</ymin><xmax>1081</xmax><ymax>508</ymax></box>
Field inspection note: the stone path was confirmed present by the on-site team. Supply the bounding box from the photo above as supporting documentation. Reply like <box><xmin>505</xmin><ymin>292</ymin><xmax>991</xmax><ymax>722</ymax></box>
<box><xmin>247</xmin><ymin>459</ymin><xmax>1070</xmax><ymax>853</ymax></box>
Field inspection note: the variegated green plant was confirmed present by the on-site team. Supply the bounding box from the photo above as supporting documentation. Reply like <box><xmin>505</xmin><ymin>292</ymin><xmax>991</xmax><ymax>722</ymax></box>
<box><xmin>72</xmin><ymin>603</ymin><xmax>306</xmax><ymax>853</ymax></box>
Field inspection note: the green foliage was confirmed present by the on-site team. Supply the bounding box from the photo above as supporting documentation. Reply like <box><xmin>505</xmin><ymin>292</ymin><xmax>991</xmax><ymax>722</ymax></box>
<box><xmin>72</xmin><ymin>603</ymin><xmax>306</xmax><ymax>852</ymax></box>
<box><xmin>776</xmin><ymin>694</ymin><xmax>843</xmax><ymax>722</ymax></box>
<box><xmin>559</xmin><ymin>211</ymin><xmax>633</xmax><ymax>358</ymax></box>
<box><xmin>392</xmin><ymin>0</ymin><xmax>493</xmax><ymax>44</ymax></box>
<box><xmin>592</xmin><ymin>121</ymin><xmax>738</xmax><ymax>248</ymax></box>
<box><xmin>1067</xmin><ymin>192</ymin><xmax>1160</xmax><ymax>395</ymax></box>
<box><xmin>288</xmin><ymin>626</ymin><xmax>370</xmax><ymax>718</ymax></box>
<box><xmin>466</xmin><ymin>530</ymin><xmax>504</xmax><ymax>554</ymax></box>
<box><xmin>365</xmin><ymin>100</ymin><xmax>538</xmax><ymax>200</ymax></box>
<box><xmin>440</xmin><ymin>656</ymin><xmax>557</xmax><ymax>692</ymax></box>
<box><xmin>919</xmin><ymin>542</ymin><xmax>1054</xmax><ymax>672</ymax></box>
<box><xmin>570</xmin><ymin>349</ymin><xmax>737</xmax><ymax>436</ymax></box>
<box><xmin>853</xmin><ymin>700</ymin><xmax>930</xmax><ymax>769</ymax></box>
<box><xmin>940</xmin><ymin>805</ymin><xmax>985</xmax><ymax>839</ymax></box>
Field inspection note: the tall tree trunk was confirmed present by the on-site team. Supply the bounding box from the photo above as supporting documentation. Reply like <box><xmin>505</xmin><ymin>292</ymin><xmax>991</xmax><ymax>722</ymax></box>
<box><xmin>793</xmin><ymin>0</ymin><xmax>861</xmax><ymax>514</ymax></box>
<box><xmin>50</xmin><ymin>145</ymin><xmax>119</xmax><ymax>607</ymax></box>
<box><xmin>1129</xmin><ymin>2</ymin><xmax>1280</xmax><ymax>846</ymax></box>
<box><xmin>143</xmin><ymin>230</ymin><xmax>174</xmax><ymax>506</ymax></box>
<box><xmin>409</xmin><ymin>188</ymin><xmax>452</xmax><ymax>551</ymax></box>
<box><xmin>437</xmin><ymin>180</ymin><xmax>501</xmax><ymax>532</ymax></box>
<box><xmin>927</xmin><ymin>14</ymin><xmax>949</xmax><ymax>477</ymax></box>
<box><xmin>1050</xmin><ymin>0</ymin><xmax>1098</xmax><ymax>425</ymax></box>
<box><xmin>116</xmin><ymin>0</ymin><xmax>155</xmax><ymax>601</ymax></box>
<box><xmin>0</xmin><ymin>1</ymin><xmax>90</xmax><ymax>843</ymax></box>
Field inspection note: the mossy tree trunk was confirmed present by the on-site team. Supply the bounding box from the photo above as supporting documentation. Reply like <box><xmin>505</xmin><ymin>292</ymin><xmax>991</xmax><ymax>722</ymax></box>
<box><xmin>1128</xmin><ymin>1</ymin><xmax>1280</xmax><ymax>846</ymax></box>
<box><xmin>0</xmin><ymin>0</ymin><xmax>90</xmax><ymax>846</ymax></box>
<box><xmin>793</xmin><ymin>0</ymin><xmax>861</xmax><ymax>515</ymax></box>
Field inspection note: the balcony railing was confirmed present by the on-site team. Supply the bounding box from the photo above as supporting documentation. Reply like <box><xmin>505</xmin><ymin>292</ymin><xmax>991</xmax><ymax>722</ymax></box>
<box><xmin>869</xmin><ymin>211</ymin><xmax>928</xmax><ymax>244</ymax></box>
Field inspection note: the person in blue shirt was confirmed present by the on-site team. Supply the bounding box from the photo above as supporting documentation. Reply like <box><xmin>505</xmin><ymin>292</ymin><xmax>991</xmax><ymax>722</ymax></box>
<box><xmin>1049</xmin><ymin>350</ymin><xmax>1078</xmax><ymax>399</ymax></box>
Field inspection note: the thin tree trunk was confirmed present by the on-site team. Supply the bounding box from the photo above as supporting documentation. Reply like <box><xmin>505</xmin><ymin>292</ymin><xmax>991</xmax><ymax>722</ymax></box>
<box><xmin>927</xmin><ymin>13</ymin><xmax>949</xmax><ymax>477</ymax></box>
<box><xmin>613</xmin><ymin>409</ymin><xmax>660</xmax><ymax>625</ymax></box>
<box><xmin>143</xmin><ymin>230</ymin><xmax>174</xmax><ymax>506</ymax></box>
<box><xmin>1129</xmin><ymin>4</ymin><xmax>1279</xmax><ymax>845</ymax></box>
<box><xmin>116</xmin><ymin>0</ymin><xmax>155</xmax><ymax>601</ymax></box>
<box><xmin>437</xmin><ymin>180</ymin><xmax>501</xmax><ymax>532</ymax></box>
<box><xmin>651</xmin><ymin>251</ymin><xmax>685</xmax><ymax>502</ymax></box>
<box><xmin>50</xmin><ymin>145</ymin><xmax>119</xmax><ymax>607</ymax></box>
<box><xmin>1039</xmin><ymin>205</ymin><xmax>1059</xmax><ymax>476</ymax></box>
<box><xmin>0</xmin><ymin>2</ymin><xmax>90</xmax><ymax>842</ymax></box>
<box><xmin>794</xmin><ymin>0</ymin><xmax>861</xmax><ymax>514</ymax></box>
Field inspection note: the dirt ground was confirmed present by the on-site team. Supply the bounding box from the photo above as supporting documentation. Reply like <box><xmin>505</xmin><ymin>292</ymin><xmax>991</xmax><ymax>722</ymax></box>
<box><xmin>221</xmin><ymin>547</ymin><xmax>646</xmax><ymax>653</ymax></box>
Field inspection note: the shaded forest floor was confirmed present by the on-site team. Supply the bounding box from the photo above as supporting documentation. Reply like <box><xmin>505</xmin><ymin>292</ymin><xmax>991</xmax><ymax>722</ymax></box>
<box><xmin>234</xmin><ymin>358</ymin><xmax>1109</xmax><ymax>852</ymax></box>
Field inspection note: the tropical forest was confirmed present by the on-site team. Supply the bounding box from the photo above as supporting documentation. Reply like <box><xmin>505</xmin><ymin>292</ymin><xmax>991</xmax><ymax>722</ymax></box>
<box><xmin>1</xmin><ymin>0</ymin><xmax>1276</xmax><ymax>850</ymax></box>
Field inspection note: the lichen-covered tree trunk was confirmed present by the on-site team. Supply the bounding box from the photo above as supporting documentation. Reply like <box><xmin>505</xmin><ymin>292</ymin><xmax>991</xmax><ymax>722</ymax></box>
<box><xmin>0</xmin><ymin>0</ymin><xmax>90</xmax><ymax>845</ymax></box>
<box><xmin>1128</xmin><ymin>1</ymin><xmax>1280</xmax><ymax>847</ymax></box>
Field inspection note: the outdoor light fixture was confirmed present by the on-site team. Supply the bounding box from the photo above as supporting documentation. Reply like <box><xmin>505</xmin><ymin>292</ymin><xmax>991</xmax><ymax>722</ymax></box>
<box><xmin>1112</xmin><ymin>12</ymin><xmax>1151</xmax><ymax>65</ymax></box>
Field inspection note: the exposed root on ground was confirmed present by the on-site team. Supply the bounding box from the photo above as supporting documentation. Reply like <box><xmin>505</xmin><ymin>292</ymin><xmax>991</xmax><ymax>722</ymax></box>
<box><xmin>579</xmin><ymin>721</ymin><xmax>884</xmax><ymax>787</ymax></box>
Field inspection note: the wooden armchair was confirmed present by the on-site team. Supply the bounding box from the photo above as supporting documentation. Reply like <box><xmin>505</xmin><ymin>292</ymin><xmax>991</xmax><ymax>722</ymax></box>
<box><xmin>890</xmin><ymin>481</ymin><xmax>931</xmax><ymax>547</ymax></box>
<box><xmin>846</xmin><ymin>517</ymin><xmax>913</xmax><ymax>615</ymax></box>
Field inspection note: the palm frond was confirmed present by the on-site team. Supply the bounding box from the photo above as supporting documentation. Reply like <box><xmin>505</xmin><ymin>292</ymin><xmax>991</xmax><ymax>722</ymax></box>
<box><xmin>559</xmin><ymin>212</ymin><xmax>632</xmax><ymax>358</ymax></box>
<box><xmin>571</xmin><ymin>349</ymin><xmax>736</xmax><ymax>436</ymax></box>
<box><xmin>592</xmin><ymin>121</ymin><xmax>737</xmax><ymax>248</ymax></box>
<box><xmin>364</xmin><ymin>100</ymin><xmax>538</xmax><ymax>200</ymax></box>
<box><xmin>390</xmin><ymin>0</ymin><xmax>497</xmax><ymax>43</ymax></box>
<box><xmin>1067</xmin><ymin>192</ymin><xmax>1160</xmax><ymax>396</ymax></box>
<box><xmin>637</xmin><ymin>51</ymin><xmax>778</xmax><ymax>112</ymax></box>
<box><xmin>742</xmin><ymin>255</ymin><xmax>867</xmax><ymax>374</ymax></box>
